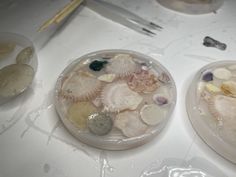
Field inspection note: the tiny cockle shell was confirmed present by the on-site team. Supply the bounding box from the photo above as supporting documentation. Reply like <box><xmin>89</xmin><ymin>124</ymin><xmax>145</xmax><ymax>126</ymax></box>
<box><xmin>205</xmin><ymin>83</ymin><xmax>221</xmax><ymax>93</ymax></box>
<box><xmin>213</xmin><ymin>68</ymin><xmax>232</xmax><ymax>80</ymax></box>
<box><xmin>98</xmin><ymin>74</ymin><xmax>116</xmax><ymax>82</ymax></box>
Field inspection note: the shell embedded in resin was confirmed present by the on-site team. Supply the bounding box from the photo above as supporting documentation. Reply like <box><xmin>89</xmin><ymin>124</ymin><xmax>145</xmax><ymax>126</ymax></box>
<box><xmin>101</xmin><ymin>81</ymin><xmax>143</xmax><ymax>112</ymax></box>
<box><xmin>16</xmin><ymin>47</ymin><xmax>34</xmax><ymax>64</ymax></box>
<box><xmin>0</xmin><ymin>42</ymin><xmax>15</xmax><ymax>58</ymax></box>
<box><xmin>213</xmin><ymin>68</ymin><xmax>232</xmax><ymax>80</ymax></box>
<box><xmin>115</xmin><ymin>111</ymin><xmax>147</xmax><ymax>137</ymax></box>
<box><xmin>140</xmin><ymin>104</ymin><xmax>167</xmax><ymax>125</ymax></box>
<box><xmin>207</xmin><ymin>95</ymin><xmax>236</xmax><ymax>122</ymax></box>
<box><xmin>67</xmin><ymin>101</ymin><xmax>97</xmax><ymax>129</ymax></box>
<box><xmin>127</xmin><ymin>70</ymin><xmax>159</xmax><ymax>93</ymax></box>
<box><xmin>221</xmin><ymin>81</ymin><xmax>236</xmax><ymax>97</ymax></box>
<box><xmin>105</xmin><ymin>54</ymin><xmax>139</xmax><ymax>78</ymax></box>
<box><xmin>60</xmin><ymin>71</ymin><xmax>102</xmax><ymax>102</ymax></box>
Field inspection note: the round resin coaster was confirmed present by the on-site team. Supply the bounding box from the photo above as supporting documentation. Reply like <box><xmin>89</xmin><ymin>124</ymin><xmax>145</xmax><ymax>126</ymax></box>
<box><xmin>55</xmin><ymin>50</ymin><xmax>176</xmax><ymax>150</ymax></box>
<box><xmin>157</xmin><ymin>0</ymin><xmax>223</xmax><ymax>15</ymax></box>
<box><xmin>186</xmin><ymin>61</ymin><xmax>236</xmax><ymax>163</ymax></box>
<box><xmin>0</xmin><ymin>32</ymin><xmax>38</xmax><ymax>104</ymax></box>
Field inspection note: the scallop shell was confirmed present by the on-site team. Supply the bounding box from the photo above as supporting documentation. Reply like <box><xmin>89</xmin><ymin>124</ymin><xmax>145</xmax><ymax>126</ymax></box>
<box><xmin>213</xmin><ymin>68</ymin><xmax>232</xmax><ymax>80</ymax></box>
<box><xmin>127</xmin><ymin>70</ymin><xmax>160</xmax><ymax>93</ymax></box>
<box><xmin>105</xmin><ymin>54</ymin><xmax>139</xmax><ymax>78</ymax></box>
<box><xmin>67</xmin><ymin>102</ymin><xmax>97</xmax><ymax>129</ymax></box>
<box><xmin>221</xmin><ymin>81</ymin><xmax>236</xmax><ymax>97</ymax></box>
<box><xmin>140</xmin><ymin>104</ymin><xmax>167</xmax><ymax>125</ymax></box>
<box><xmin>115</xmin><ymin>111</ymin><xmax>147</xmax><ymax>137</ymax></box>
<box><xmin>60</xmin><ymin>71</ymin><xmax>102</xmax><ymax>102</ymax></box>
<box><xmin>101</xmin><ymin>81</ymin><xmax>143</xmax><ymax>112</ymax></box>
<box><xmin>0</xmin><ymin>64</ymin><xmax>34</xmax><ymax>97</ymax></box>
<box><xmin>207</xmin><ymin>95</ymin><xmax>236</xmax><ymax>122</ymax></box>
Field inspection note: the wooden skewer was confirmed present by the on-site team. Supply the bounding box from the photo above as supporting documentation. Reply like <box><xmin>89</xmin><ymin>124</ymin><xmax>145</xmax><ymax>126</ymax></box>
<box><xmin>38</xmin><ymin>0</ymin><xmax>84</xmax><ymax>32</ymax></box>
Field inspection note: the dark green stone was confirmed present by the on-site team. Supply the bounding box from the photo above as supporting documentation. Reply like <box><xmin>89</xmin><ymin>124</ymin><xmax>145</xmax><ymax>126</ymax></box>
<box><xmin>89</xmin><ymin>60</ymin><xmax>108</xmax><ymax>71</ymax></box>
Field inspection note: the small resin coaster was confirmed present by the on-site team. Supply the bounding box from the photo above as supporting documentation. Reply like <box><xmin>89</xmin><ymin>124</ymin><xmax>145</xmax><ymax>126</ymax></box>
<box><xmin>55</xmin><ymin>50</ymin><xmax>176</xmax><ymax>150</ymax></box>
<box><xmin>157</xmin><ymin>0</ymin><xmax>223</xmax><ymax>14</ymax></box>
<box><xmin>186</xmin><ymin>61</ymin><xmax>236</xmax><ymax>163</ymax></box>
<box><xmin>0</xmin><ymin>32</ymin><xmax>38</xmax><ymax>104</ymax></box>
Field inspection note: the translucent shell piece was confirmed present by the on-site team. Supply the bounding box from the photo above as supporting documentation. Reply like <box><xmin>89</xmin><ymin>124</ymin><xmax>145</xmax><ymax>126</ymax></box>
<box><xmin>205</xmin><ymin>83</ymin><xmax>221</xmax><ymax>93</ymax></box>
<box><xmin>0</xmin><ymin>64</ymin><xmax>34</xmax><ymax>97</ymax></box>
<box><xmin>0</xmin><ymin>42</ymin><xmax>15</xmax><ymax>58</ymax></box>
<box><xmin>67</xmin><ymin>102</ymin><xmax>97</xmax><ymax>129</ymax></box>
<box><xmin>140</xmin><ymin>104</ymin><xmax>167</xmax><ymax>125</ymax></box>
<box><xmin>101</xmin><ymin>81</ymin><xmax>143</xmax><ymax>112</ymax></box>
<box><xmin>16</xmin><ymin>47</ymin><xmax>34</xmax><ymax>64</ymax></box>
<box><xmin>221</xmin><ymin>81</ymin><xmax>236</xmax><ymax>97</ymax></box>
<box><xmin>213</xmin><ymin>68</ymin><xmax>232</xmax><ymax>80</ymax></box>
<box><xmin>207</xmin><ymin>95</ymin><xmax>236</xmax><ymax>122</ymax></box>
<box><xmin>98</xmin><ymin>74</ymin><xmax>116</xmax><ymax>82</ymax></box>
<box><xmin>127</xmin><ymin>70</ymin><xmax>160</xmax><ymax>93</ymax></box>
<box><xmin>105</xmin><ymin>54</ymin><xmax>139</xmax><ymax>78</ymax></box>
<box><xmin>115</xmin><ymin>111</ymin><xmax>147</xmax><ymax>137</ymax></box>
<box><xmin>60</xmin><ymin>71</ymin><xmax>102</xmax><ymax>102</ymax></box>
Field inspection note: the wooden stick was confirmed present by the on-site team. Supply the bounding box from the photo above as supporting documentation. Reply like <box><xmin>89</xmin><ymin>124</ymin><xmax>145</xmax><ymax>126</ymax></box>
<box><xmin>38</xmin><ymin>0</ymin><xmax>84</xmax><ymax>32</ymax></box>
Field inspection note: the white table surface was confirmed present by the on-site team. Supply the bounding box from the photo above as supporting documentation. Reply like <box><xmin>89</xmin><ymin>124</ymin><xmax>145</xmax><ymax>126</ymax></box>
<box><xmin>0</xmin><ymin>0</ymin><xmax>236</xmax><ymax>176</ymax></box>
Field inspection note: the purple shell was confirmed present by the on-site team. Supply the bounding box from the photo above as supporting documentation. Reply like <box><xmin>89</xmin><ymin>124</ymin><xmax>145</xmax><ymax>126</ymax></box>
<box><xmin>153</xmin><ymin>95</ymin><xmax>168</xmax><ymax>105</ymax></box>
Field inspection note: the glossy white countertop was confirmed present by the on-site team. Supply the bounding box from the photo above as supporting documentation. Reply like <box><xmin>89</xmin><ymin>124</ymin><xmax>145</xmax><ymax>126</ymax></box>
<box><xmin>1</xmin><ymin>0</ymin><xmax>236</xmax><ymax>176</ymax></box>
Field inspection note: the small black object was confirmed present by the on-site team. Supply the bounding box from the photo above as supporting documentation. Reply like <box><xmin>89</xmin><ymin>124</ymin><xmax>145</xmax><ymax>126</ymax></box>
<box><xmin>89</xmin><ymin>60</ymin><xmax>108</xmax><ymax>71</ymax></box>
<box><xmin>202</xmin><ymin>72</ymin><xmax>213</xmax><ymax>82</ymax></box>
<box><xmin>203</xmin><ymin>36</ymin><xmax>227</xmax><ymax>51</ymax></box>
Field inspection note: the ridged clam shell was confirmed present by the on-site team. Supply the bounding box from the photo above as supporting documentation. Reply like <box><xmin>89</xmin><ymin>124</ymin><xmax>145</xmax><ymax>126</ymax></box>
<box><xmin>105</xmin><ymin>54</ymin><xmax>139</xmax><ymax>78</ymax></box>
<box><xmin>115</xmin><ymin>111</ymin><xmax>147</xmax><ymax>137</ymax></box>
<box><xmin>60</xmin><ymin>71</ymin><xmax>102</xmax><ymax>102</ymax></box>
<box><xmin>101</xmin><ymin>81</ymin><xmax>143</xmax><ymax>112</ymax></box>
<box><xmin>208</xmin><ymin>95</ymin><xmax>236</xmax><ymax>121</ymax></box>
<box><xmin>221</xmin><ymin>81</ymin><xmax>236</xmax><ymax>97</ymax></box>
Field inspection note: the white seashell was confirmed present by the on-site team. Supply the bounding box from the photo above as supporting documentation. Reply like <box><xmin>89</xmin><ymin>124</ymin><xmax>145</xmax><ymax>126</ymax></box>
<box><xmin>140</xmin><ymin>104</ymin><xmax>167</xmax><ymax>125</ymax></box>
<box><xmin>213</xmin><ymin>68</ymin><xmax>232</xmax><ymax>80</ymax></box>
<box><xmin>198</xmin><ymin>81</ymin><xmax>206</xmax><ymax>93</ymax></box>
<box><xmin>105</xmin><ymin>54</ymin><xmax>139</xmax><ymax>78</ymax></box>
<box><xmin>61</xmin><ymin>71</ymin><xmax>102</xmax><ymax>102</ymax></box>
<box><xmin>0</xmin><ymin>64</ymin><xmax>34</xmax><ymax>97</ymax></box>
<box><xmin>98</xmin><ymin>74</ymin><xmax>116</xmax><ymax>82</ymax></box>
<box><xmin>208</xmin><ymin>95</ymin><xmax>236</xmax><ymax>121</ymax></box>
<box><xmin>101</xmin><ymin>81</ymin><xmax>143</xmax><ymax>112</ymax></box>
<box><xmin>115</xmin><ymin>111</ymin><xmax>147</xmax><ymax>137</ymax></box>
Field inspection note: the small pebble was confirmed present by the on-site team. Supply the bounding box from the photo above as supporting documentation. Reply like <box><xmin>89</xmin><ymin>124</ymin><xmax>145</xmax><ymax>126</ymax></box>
<box><xmin>89</xmin><ymin>60</ymin><xmax>108</xmax><ymax>71</ymax></box>
<box><xmin>203</xmin><ymin>36</ymin><xmax>227</xmax><ymax>51</ymax></box>
<box><xmin>87</xmin><ymin>113</ymin><xmax>113</xmax><ymax>136</ymax></box>
<box><xmin>202</xmin><ymin>72</ymin><xmax>213</xmax><ymax>82</ymax></box>
<box><xmin>153</xmin><ymin>94</ymin><xmax>168</xmax><ymax>105</ymax></box>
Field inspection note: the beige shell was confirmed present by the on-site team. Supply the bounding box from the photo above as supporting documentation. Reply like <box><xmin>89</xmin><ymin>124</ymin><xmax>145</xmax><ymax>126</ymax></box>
<box><xmin>101</xmin><ymin>81</ymin><xmax>143</xmax><ymax>112</ymax></box>
<box><xmin>98</xmin><ymin>74</ymin><xmax>116</xmax><ymax>82</ymax></box>
<box><xmin>115</xmin><ymin>111</ymin><xmax>147</xmax><ymax>137</ymax></box>
<box><xmin>207</xmin><ymin>95</ymin><xmax>236</xmax><ymax>122</ymax></box>
<box><xmin>105</xmin><ymin>54</ymin><xmax>139</xmax><ymax>78</ymax></box>
<box><xmin>221</xmin><ymin>81</ymin><xmax>236</xmax><ymax>97</ymax></box>
<box><xmin>140</xmin><ymin>104</ymin><xmax>167</xmax><ymax>125</ymax></box>
<box><xmin>60</xmin><ymin>71</ymin><xmax>102</xmax><ymax>102</ymax></box>
<box><xmin>213</xmin><ymin>68</ymin><xmax>232</xmax><ymax>80</ymax></box>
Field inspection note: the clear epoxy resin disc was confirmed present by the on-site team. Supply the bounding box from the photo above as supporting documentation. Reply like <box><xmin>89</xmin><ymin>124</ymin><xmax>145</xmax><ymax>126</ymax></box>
<box><xmin>157</xmin><ymin>0</ymin><xmax>224</xmax><ymax>15</ymax></box>
<box><xmin>55</xmin><ymin>50</ymin><xmax>176</xmax><ymax>150</ymax></box>
<box><xmin>0</xmin><ymin>32</ymin><xmax>38</xmax><ymax>104</ymax></box>
<box><xmin>186</xmin><ymin>61</ymin><xmax>236</xmax><ymax>163</ymax></box>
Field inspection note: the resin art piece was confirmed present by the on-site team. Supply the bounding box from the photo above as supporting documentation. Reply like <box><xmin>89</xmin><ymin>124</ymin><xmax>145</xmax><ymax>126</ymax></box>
<box><xmin>55</xmin><ymin>50</ymin><xmax>176</xmax><ymax>150</ymax></box>
<box><xmin>186</xmin><ymin>61</ymin><xmax>236</xmax><ymax>163</ymax></box>
<box><xmin>0</xmin><ymin>33</ymin><xmax>37</xmax><ymax>104</ymax></box>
